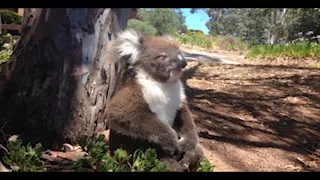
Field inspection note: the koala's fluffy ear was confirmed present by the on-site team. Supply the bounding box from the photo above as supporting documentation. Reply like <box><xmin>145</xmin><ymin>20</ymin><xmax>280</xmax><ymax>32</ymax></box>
<box><xmin>115</xmin><ymin>29</ymin><xmax>143</xmax><ymax>65</ymax></box>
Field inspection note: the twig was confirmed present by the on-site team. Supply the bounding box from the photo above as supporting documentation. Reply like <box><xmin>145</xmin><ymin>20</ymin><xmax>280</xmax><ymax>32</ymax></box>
<box><xmin>0</xmin><ymin>144</ymin><xmax>9</xmax><ymax>155</ymax></box>
<box><xmin>41</xmin><ymin>153</ymin><xmax>74</xmax><ymax>165</ymax></box>
<box><xmin>0</xmin><ymin>121</ymin><xmax>9</xmax><ymax>144</ymax></box>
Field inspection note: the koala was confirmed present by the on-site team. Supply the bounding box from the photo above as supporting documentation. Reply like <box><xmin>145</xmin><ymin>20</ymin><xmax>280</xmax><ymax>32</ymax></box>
<box><xmin>106</xmin><ymin>29</ymin><xmax>204</xmax><ymax>172</ymax></box>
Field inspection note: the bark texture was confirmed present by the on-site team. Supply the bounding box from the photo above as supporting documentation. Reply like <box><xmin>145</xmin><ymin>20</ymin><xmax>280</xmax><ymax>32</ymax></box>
<box><xmin>0</xmin><ymin>8</ymin><xmax>131</xmax><ymax>148</ymax></box>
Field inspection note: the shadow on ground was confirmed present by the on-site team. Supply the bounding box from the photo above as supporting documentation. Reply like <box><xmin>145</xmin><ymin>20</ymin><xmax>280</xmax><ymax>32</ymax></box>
<box><xmin>182</xmin><ymin>51</ymin><xmax>224</xmax><ymax>63</ymax></box>
<box><xmin>181</xmin><ymin>61</ymin><xmax>320</xmax><ymax>171</ymax></box>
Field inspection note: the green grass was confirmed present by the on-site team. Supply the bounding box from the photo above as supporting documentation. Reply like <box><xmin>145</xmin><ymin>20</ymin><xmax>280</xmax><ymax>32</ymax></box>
<box><xmin>174</xmin><ymin>33</ymin><xmax>248</xmax><ymax>52</ymax></box>
<box><xmin>247</xmin><ymin>43</ymin><xmax>320</xmax><ymax>59</ymax></box>
<box><xmin>174</xmin><ymin>33</ymin><xmax>213</xmax><ymax>49</ymax></box>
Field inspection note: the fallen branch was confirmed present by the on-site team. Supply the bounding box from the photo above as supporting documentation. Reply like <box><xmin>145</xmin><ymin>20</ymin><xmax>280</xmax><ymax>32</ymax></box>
<box><xmin>41</xmin><ymin>150</ymin><xmax>89</xmax><ymax>164</ymax></box>
<box><xmin>0</xmin><ymin>144</ymin><xmax>9</xmax><ymax>155</ymax></box>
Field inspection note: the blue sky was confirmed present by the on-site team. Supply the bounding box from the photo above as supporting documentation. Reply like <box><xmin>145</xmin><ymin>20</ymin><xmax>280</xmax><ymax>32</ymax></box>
<box><xmin>181</xmin><ymin>8</ymin><xmax>210</xmax><ymax>34</ymax></box>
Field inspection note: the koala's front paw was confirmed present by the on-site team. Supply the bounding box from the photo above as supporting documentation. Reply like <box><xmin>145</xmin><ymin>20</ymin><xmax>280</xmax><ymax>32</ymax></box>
<box><xmin>178</xmin><ymin>135</ymin><xmax>197</xmax><ymax>154</ymax></box>
<box><xmin>160</xmin><ymin>132</ymin><xmax>179</xmax><ymax>156</ymax></box>
<box><xmin>178</xmin><ymin>150</ymin><xmax>194</xmax><ymax>166</ymax></box>
<box><xmin>179</xmin><ymin>143</ymin><xmax>204</xmax><ymax>168</ymax></box>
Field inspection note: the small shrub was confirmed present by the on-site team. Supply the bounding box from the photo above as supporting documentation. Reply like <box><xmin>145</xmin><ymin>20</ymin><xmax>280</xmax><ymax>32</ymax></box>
<box><xmin>0</xmin><ymin>49</ymin><xmax>13</xmax><ymax>64</ymax></box>
<box><xmin>187</xmin><ymin>29</ymin><xmax>205</xmax><ymax>36</ymax></box>
<box><xmin>247</xmin><ymin>43</ymin><xmax>320</xmax><ymax>59</ymax></box>
<box><xmin>175</xmin><ymin>34</ymin><xmax>213</xmax><ymax>49</ymax></box>
<box><xmin>197</xmin><ymin>158</ymin><xmax>214</xmax><ymax>172</ymax></box>
<box><xmin>174</xmin><ymin>33</ymin><xmax>248</xmax><ymax>53</ymax></box>
<box><xmin>75</xmin><ymin>134</ymin><xmax>214</xmax><ymax>172</ymax></box>
<box><xmin>127</xmin><ymin>19</ymin><xmax>157</xmax><ymax>36</ymax></box>
<box><xmin>0</xmin><ymin>10</ymin><xmax>22</xmax><ymax>25</ymax></box>
<box><xmin>1</xmin><ymin>134</ymin><xmax>214</xmax><ymax>172</ymax></box>
<box><xmin>130</xmin><ymin>148</ymin><xmax>169</xmax><ymax>172</ymax></box>
<box><xmin>2</xmin><ymin>137</ymin><xmax>45</xmax><ymax>172</ymax></box>
<box><xmin>75</xmin><ymin>134</ymin><xmax>169</xmax><ymax>172</ymax></box>
<box><xmin>212</xmin><ymin>35</ymin><xmax>248</xmax><ymax>52</ymax></box>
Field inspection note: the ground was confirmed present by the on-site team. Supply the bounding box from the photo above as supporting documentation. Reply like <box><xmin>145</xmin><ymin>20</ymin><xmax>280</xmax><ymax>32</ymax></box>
<box><xmin>1</xmin><ymin>46</ymin><xmax>319</xmax><ymax>172</ymax></box>
<box><xmin>181</xmin><ymin>46</ymin><xmax>320</xmax><ymax>172</ymax></box>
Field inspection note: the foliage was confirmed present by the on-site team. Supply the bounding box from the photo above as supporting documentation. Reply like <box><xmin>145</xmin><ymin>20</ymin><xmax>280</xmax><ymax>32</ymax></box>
<box><xmin>175</xmin><ymin>9</ymin><xmax>188</xmax><ymax>33</ymax></box>
<box><xmin>192</xmin><ymin>8</ymin><xmax>320</xmax><ymax>45</ymax></box>
<box><xmin>204</xmin><ymin>8</ymin><xmax>271</xmax><ymax>45</ymax></box>
<box><xmin>174</xmin><ymin>33</ymin><xmax>248</xmax><ymax>52</ymax></box>
<box><xmin>127</xmin><ymin>19</ymin><xmax>157</xmax><ymax>36</ymax></box>
<box><xmin>2</xmin><ymin>138</ymin><xmax>45</xmax><ymax>172</ymax></box>
<box><xmin>187</xmin><ymin>29</ymin><xmax>205</xmax><ymax>35</ymax></box>
<box><xmin>1</xmin><ymin>134</ymin><xmax>214</xmax><ymax>172</ymax></box>
<box><xmin>197</xmin><ymin>158</ymin><xmax>214</xmax><ymax>172</ymax></box>
<box><xmin>0</xmin><ymin>10</ymin><xmax>22</xmax><ymax>25</ymax></box>
<box><xmin>247</xmin><ymin>43</ymin><xmax>320</xmax><ymax>59</ymax></box>
<box><xmin>75</xmin><ymin>134</ymin><xmax>137</xmax><ymax>172</ymax></box>
<box><xmin>212</xmin><ymin>35</ymin><xmax>248</xmax><ymax>51</ymax></box>
<box><xmin>284</xmin><ymin>8</ymin><xmax>320</xmax><ymax>43</ymax></box>
<box><xmin>137</xmin><ymin>8</ymin><xmax>188</xmax><ymax>36</ymax></box>
<box><xmin>130</xmin><ymin>148</ymin><xmax>169</xmax><ymax>172</ymax></box>
<box><xmin>76</xmin><ymin>134</ymin><xmax>214</xmax><ymax>172</ymax></box>
<box><xmin>175</xmin><ymin>33</ymin><xmax>213</xmax><ymax>49</ymax></box>
<box><xmin>0</xmin><ymin>33</ymin><xmax>13</xmax><ymax>72</ymax></box>
<box><xmin>0</xmin><ymin>49</ymin><xmax>12</xmax><ymax>64</ymax></box>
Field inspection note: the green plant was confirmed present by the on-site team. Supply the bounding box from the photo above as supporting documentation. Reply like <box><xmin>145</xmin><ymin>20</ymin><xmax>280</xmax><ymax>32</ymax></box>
<box><xmin>0</xmin><ymin>48</ymin><xmax>12</xmax><ymax>61</ymax></box>
<box><xmin>0</xmin><ymin>10</ymin><xmax>22</xmax><ymax>25</ymax></box>
<box><xmin>212</xmin><ymin>35</ymin><xmax>248</xmax><ymax>52</ymax></box>
<box><xmin>247</xmin><ymin>43</ymin><xmax>320</xmax><ymax>59</ymax></box>
<box><xmin>127</xmin><ymin>19</ymin><xmax>157</xmax><ymax>36</ymax></box>
<box><xmin>131</xmin><ymin>148</ymin><xmax>169</xmax><ymax>172</ymax></box>
<box><xmin>174</xmin><ymin>33</ymin><xmax>248</xmax><ymax>52</ymax></box>
<box><xmin>0</xmin><ymin>49</ymin><xmax>13</xmax><ymax>72</ymax></box>
<box><xmin>175</xmin><ymin>34</ymin><xmax>213</xmax><ymax>49</ymax></box>
<box><xmin>75</xmin><ymin>134</ymin><xmax>170</xmax><ymax>172</ymax></box>
<box><xmin>1</xmin><ymin>134</ymin><xmax>214</xmax><ymax>172</ymax></box>
<box><xmin>197</xmin><ymin>158</ymin><xmax>214</xmax><ymax>172</ymax></box>
<box><xmin>75</xmin><ymin>134</ymin><xmax>214</xmax><ymax>172</ymax></box>
<box><xmin>187</xmin><ymin>29</ymin><xmax>205</xmax><ymax>36</ymax></box>
<box><xmin>2</xmin><ymin>138</ymin><xmax>45</xmax><ymax>172</ymax></box>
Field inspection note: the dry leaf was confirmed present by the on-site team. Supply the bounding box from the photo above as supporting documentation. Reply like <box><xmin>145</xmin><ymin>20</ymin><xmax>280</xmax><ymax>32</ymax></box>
<box><xmin>8</xmin><ymin>135</ymin><xmax>19</xmax><ymax>142</ymax></box>
<box><xmin>0</xmin><ymin>161</ymin><xmax>11</xmax><ymax>172</ymax></box>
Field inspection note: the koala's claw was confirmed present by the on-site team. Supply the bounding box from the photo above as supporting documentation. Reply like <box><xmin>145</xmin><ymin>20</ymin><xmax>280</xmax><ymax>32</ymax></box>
<box><xmin>163</xmin><ymin>143</ymin><xmax>179</xmax><ymax>156</ymax></box>
<box><xmin>161</xmin><ymin>137</ymin><xmax>179</xmax><ymax>156</ymax></box>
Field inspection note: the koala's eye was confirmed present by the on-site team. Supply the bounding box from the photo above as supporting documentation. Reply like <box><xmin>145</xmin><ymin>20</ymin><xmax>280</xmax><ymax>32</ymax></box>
<box><xmin>156</xmin><ymin>53</ymin><xmax>167</xmax><ymax>59</ymax></box>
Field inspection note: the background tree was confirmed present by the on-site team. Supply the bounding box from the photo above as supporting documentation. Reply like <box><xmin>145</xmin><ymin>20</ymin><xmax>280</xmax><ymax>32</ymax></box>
<box><xmin>284</xmin><ymin>8</ymin><xmax>320</xmax><ymax>43</ymax></box>
<box><xmin>0</xmin><ymin>8</ymin><xmax>132</xmax><ymax>148</ymax></box>
<box><xmin>136</xmin><ymin>8</ymin><xmax>188</xmax><ymax>35</ymax></box>
<box><xmin>192</xmin><ymin>8</ymin><xmax>320</xmax><ymax>45</ymax></box>
<box><xmin>127</xmin><ymin>19</ymin><xmax>157</xmax><ymax>36</ymax></box>
<box><xmin>175</xmin><ymin>9</ymin><xmax>188</xmax><ymax>33</ymax></box>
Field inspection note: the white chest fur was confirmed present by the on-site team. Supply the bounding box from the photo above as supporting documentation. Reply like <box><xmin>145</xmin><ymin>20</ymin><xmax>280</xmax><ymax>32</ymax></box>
<box><xmin>136</xmin><ymin>70</ymin><xmax>186</xmax><ymax>127</ymax></box>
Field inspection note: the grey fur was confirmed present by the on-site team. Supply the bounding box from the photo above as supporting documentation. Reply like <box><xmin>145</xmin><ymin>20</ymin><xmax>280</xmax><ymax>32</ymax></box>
<box><xmin>107</xmin><ymin>30</ymin><xmax>204</xmax><ymax>171</ymax></box>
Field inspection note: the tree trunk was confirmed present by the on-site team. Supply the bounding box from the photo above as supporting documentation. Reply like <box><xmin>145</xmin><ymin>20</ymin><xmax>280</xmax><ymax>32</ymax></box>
<box><xmin>269</xmin><ymin>8</ymin><xmax>278</xmax><ymax>45</ymax></box>
<box><xmin>0</xmin><ymin>8</ymin><xmax>131</xmax><ymax>148</ymax></box>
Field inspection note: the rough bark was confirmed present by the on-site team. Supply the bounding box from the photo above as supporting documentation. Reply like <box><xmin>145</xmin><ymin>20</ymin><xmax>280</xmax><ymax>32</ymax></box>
<box><xmin>0</xmin><ymin>8</ymin><xmax>131</xmax><ymax>148</ymax></box>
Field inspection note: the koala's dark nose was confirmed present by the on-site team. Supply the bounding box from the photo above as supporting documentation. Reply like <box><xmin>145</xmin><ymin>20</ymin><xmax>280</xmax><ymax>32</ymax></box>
<box><xmin>176</xmin><ymin>54</ymin><xmax>187</xmax><ymax>69</ymax></box>
<box><xmin>177</xmin><ymin>59</ymin><xmax>187</xmax><ymax>69</ymax></box>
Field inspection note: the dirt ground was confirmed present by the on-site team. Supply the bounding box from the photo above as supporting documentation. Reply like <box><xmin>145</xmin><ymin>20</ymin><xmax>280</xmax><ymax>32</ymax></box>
<box><xmin>181</xmin><ymin>49</ymin><xmax>320</xmax><ymax>172</ymax></box>
<box><xmin>1</xmin><ymin>46</ymin><xmax>319</xmax><ymax>172</ymax></box>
